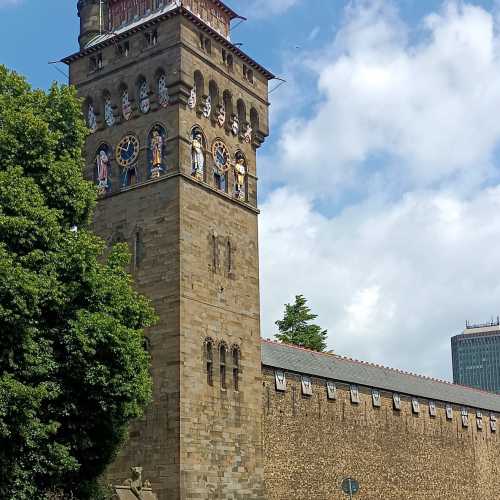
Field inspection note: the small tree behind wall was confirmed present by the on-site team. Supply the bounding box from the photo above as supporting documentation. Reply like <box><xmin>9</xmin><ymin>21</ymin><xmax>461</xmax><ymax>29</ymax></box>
<box><xmin>275</xmin><ymin>295</ymin><xmax>328</xmax><ymax>352</ymax></box>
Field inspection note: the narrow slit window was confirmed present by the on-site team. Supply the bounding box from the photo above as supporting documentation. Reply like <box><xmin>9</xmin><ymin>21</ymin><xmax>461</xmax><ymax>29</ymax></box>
<box><xmin>301</xmin><ymin>376</ymin><xmax>312</xmax><ymax>396</ymax></box>
<box><xmin>206</xmin><ymin>340</ymin><xmax>213</xmax><ymax>386</ymax></box>
<box><xmin>232</xmin><ymin>347</ymin><xmax>240</xmax><ymax>391</ymax></box>
<box><xmin>372</xmin><ymin>389</ymin><xmax>381</xmax><ymax>408</ymax></box>
<box><xmin>275</xmin><ymin>370</ymin><xmax>286</xmax><ymax>392</ymax></box>
<box><xmin>350</xmin><ymin>385</ymin><xmax>360</xmax><ymax>404</ymax></box>
<box><xmin>220</xmin><ymin>344</ymin><xmax>227</xmax><ymax>390</ymax></box>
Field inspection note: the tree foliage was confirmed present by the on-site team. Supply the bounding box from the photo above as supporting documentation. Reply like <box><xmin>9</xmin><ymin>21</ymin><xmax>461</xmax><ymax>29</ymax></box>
<box><xmin>275</xmin><ymin>295</ymin><xmax>328</xmax><ymax>352</ymax></box>
<box><xmin>0</xmin><ymin>65</ymin><xmax>156</xmax><ymax>499</ymax></box>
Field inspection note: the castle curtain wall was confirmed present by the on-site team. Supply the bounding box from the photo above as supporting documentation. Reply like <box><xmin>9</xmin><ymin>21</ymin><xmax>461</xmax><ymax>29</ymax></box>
<box><xmin>262</xmin><ymin>367</ymin><xmax>500</xmax><ymax>500</ymax></box>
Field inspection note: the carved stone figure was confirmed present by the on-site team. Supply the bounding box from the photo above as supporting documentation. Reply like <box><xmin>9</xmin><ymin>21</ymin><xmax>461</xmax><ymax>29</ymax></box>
<box><xmin>202</xmin><ymin>95</ymin><xmax>212</xmax><ymax>118</ymax></box>
<box><xmin>150</xmin><ymin>130</ymin><xmax>163</xmax><ymax>178</ymax></box>
<box><xmin>217</xmin><ymin>104</ymin><xmax>226</xmax><ymax>127</ymax></box>
<box><xmin>188</xmin><ymin>87</ymin><xmax>196</xmax><ymax>109</ymax></box>
<box><xmin>113</xmin><ymin>467</ymin><xmax>157</xmax><ymax>500</ymax></box>
<box><xmin>191</xmin><ymin>132</ymin><xmax>205</xmax><ymax>180</ymax></box>
<box><xmin>96</xmin><ymin>149</ymin><xmax>110</xmax><ymax>194</ymax></box>
<box><xmin>230</xmin><ymin>114</ymin><xmax>239</xmax><ymax>136</ymax></box>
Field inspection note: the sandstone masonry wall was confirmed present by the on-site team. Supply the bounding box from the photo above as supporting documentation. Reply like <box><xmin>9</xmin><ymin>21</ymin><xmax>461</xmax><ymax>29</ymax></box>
<box><xmin>262</xmin><ymin>367</ymin><xmax>500</xmax><ymax>500</ymax></box>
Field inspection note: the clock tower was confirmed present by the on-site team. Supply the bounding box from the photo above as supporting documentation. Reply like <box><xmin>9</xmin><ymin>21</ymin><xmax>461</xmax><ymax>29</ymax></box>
<box><xmin>63</xmin><ymin>1</ymin><xmax>272</xmax><ymax>499</ymax></box>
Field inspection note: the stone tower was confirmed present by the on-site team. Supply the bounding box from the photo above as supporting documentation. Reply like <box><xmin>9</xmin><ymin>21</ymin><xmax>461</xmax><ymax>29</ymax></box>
<box><xmin>63</xmin><ymin>1</ymin><xmax>273</xmax><ymax>499</ymax></box>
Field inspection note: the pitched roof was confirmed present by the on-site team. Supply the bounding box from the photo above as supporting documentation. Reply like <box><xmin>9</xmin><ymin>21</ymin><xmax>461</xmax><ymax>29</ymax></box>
<box><xmin>261</xmin><ymin>340</ymin><xmax>500</xmax><ymax>413</ymax></box>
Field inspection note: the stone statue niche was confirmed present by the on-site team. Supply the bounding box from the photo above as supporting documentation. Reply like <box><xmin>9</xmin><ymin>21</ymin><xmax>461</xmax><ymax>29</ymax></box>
<box><xmin>113</xmin><ymin>467</ymin><xmax>157</xmax><ymax>500</ymax></box>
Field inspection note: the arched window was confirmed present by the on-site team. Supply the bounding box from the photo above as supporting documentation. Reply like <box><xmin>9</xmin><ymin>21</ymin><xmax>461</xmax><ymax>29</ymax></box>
<box><xmin>194</xmin><ymin>70</ymin><xmax>205</xmax><ymax>101</ymax></box>
<box><xmin>148</xmin><ymin>124</ymin><xmax>167</xmax><ymax>179</ymax></box>
<box><xmin>232</xmin><ymin>346</ymin><xmax>240</xmax><ymax>391</ymax></box>
<box><xmin>209</xmin><ymin>80</ymin><xmax>219</xmax><ymax>112</ymax></box>
<box><xmin>237</xmin><ymin>99</ymin><xmax>246</xmax><ymax>131</ymax></box>
<box><xmin>220</xmin><ymin>343</ymin><xmax>227</xmax><ymax>390</ymax></box>
<box><xmin>205</xmin><ymin>338</ymin><xmax>214</xmax><ymax>386</ymax></box>
<box><xmin>138</xmin><ymin>77</ymin><xmax>150</xmax><ymax>114</ymax></box>
<box><xmin>103</xmin><ymin>91</ymin><xmax>115</xmax><ymax>127</ymax></box>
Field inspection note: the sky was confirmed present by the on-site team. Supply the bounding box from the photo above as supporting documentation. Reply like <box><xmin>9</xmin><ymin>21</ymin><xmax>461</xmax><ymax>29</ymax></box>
<box><xmin>2</xmin><ymin>0</ymin><xmax>500</xmax><ymax>381</ymax></box>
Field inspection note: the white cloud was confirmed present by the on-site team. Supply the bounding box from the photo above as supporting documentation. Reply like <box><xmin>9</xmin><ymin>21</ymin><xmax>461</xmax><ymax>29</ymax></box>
<box><xmin>260</xmin><ymin>1</ymin><xmax>500</xmax><ymax>381</ymax></box>
<box><xmin>266</xmin><ymin>0</ymin><xmax>500</xmax><ymax>197</ymax></box>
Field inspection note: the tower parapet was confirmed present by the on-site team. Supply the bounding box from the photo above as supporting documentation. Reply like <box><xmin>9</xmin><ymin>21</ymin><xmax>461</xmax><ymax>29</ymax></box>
<box><xmin>78</xmin><ymin>0</ymin><xmax>108</xmax><ymax>49</ymax></box>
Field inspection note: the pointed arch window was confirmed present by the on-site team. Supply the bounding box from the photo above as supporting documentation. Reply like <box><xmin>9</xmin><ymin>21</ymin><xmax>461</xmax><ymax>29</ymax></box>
<box><xmin>232</xmin><ymin>346</ymin><xmax>240</xmax><ymax>391</ymax></box>
<box><xmin>220</xmin><ymin>343</ymin><xmax>227</xmax><ymax>390</ymax></box>
<box><xmin>205</xmin><ymin>338</ymin><xmax>214</xmax><ymax>386</ymax></box>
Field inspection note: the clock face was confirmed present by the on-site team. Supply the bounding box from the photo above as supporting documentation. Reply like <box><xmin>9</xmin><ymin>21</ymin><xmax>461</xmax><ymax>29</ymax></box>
<box><xmin>212</xmin><ymin>140</ymin><xmax>229</xmax><ymax>170</ymax></box>
<box><xmin>116</xmin><ymin>135</ymin><xmax>140</xmax><ymax>167</ymax></box>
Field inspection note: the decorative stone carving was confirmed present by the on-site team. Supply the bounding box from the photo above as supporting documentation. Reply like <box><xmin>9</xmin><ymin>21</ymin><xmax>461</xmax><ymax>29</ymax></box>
<box><xmin>139</xmin><ymin>80</ymin><xmax>150</xmax><ymax>114</ymax></box>
<box><xmin>122</xmin><ymin>90</ymin><xmax>132</xmax><ymax>121</ymax></box>
<box><xmin>230</xmin><ymin>114</ymin><xmax>239</xmax><ymax>136</ymax></box>
<box><xmin>188</xmin><ymin>87</ymin><xmax>197</xmax><ymax>109</ymax></box>
<box><xmin>217</xmin><ymin>104</ymin><xmax>226</xmax><ymax>127</ymax></box>
<box><xmin>243</xmin><ymin>122</ymin><xmax>252</xmax><ymax>143</ymax></box>
<box><xmin>202</xmin><ymin>95</ymin><xmax>212</xmax><ymax>118</ymax></box>
<box><xmin>113</xmin><ymin>467</ymin><xmax>157</xmax><ymax>500</ymax></box>
<box><xmin>158</xmin><ymin>75</ymin><xmax>169</xmax><ymax>108</ymax></box>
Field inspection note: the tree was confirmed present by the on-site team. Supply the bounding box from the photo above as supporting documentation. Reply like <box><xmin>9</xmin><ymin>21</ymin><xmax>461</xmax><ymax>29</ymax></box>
<box><xmin>275</xmin><ymin>295</ymin><xmax>328</xmax><ymax>352</ymax></box>
<box><xmin>0</xmin><ymin>66</ymin><xmax>156</xmax><ymax>499</ymax></box>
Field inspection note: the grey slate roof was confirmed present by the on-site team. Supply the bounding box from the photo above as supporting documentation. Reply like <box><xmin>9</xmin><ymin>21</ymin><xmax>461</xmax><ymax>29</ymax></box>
<box><xmin>261</xmin><ymin>340</ymin><xmax>500</xmax><ymax>413</ymax></box>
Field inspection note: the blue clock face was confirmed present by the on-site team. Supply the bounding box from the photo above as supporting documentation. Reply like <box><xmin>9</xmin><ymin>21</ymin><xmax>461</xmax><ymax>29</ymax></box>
<box><xmin>116</xmin><ymin>135</ymin><xmax>139</xmax><ymax>167</ymax></box>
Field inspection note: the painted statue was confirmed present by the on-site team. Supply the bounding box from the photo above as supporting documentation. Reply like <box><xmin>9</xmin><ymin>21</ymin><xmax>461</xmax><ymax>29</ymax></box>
<box><xmin>191</xmin><ymin>132</ymin><xmax>205</xmax><ymax>180</ymax></box>
<box><xmin>188</xmin><ymin>87</ymin><xmax>197</xmax><ymax>109</ymax></box>
<box><xmin>96</xmin><ymin>149</ymin><xmax>110</xmax><ymax>194</ymax></box>
<box><xmin>202</xmin><ymin>96</ymin><xmax>212</xmax><ymax>118</ymax></box>
<box><xmin>150</xmin><ymin>130</ymin><xmax>164</xmax><ymax>178</ymax></box>
<box><xmin>217</xmin><ymin>104</ymin><xmax>226</xmax><ymax>127</ymax></box>
<box><xmin>233</xmin><ymin>153</ymin><xmax>246</xmax><ymax>199</ymax></box>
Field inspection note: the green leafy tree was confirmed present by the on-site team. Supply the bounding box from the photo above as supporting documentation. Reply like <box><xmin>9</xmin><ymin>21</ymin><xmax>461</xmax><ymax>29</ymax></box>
<box><xmin>0</xmin><ymin>66</ymin><xmax>156</xmax><ymax>499</ymax></box>
<box><xmin>275</xmin><ymin>295</ymin><xmax>328</xmax><ymax>352</ymax></box>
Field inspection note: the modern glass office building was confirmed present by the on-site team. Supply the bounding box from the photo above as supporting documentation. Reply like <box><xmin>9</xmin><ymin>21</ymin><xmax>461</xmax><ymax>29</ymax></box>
<box><xmin>451</xmin><ymin>320</ymin><xmax>500</xmax><ymax>394</ymax></box>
